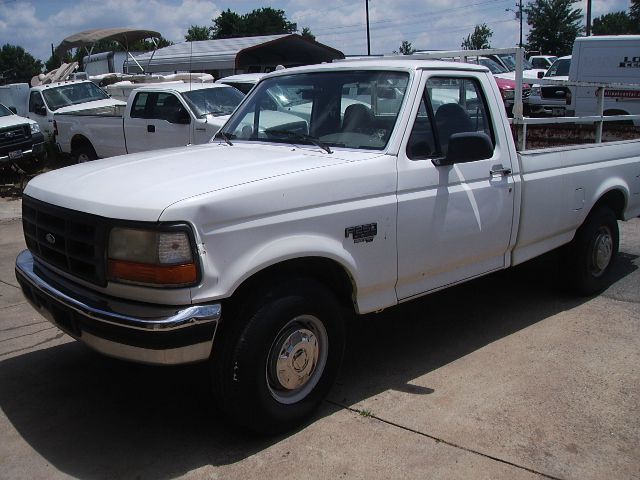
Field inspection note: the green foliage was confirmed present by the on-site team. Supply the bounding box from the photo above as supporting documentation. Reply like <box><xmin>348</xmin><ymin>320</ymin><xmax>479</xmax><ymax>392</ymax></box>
<box><xmin>524</xmin><ymin>0</ymin><xmax>582</xmax><ymax>56</ymax></box>
<box><xmin>592</xmin><ymin>11</ymin><xmax>634</xmax><ymax>35</ymax></box>
<box><xmin>393</xmin><ymin>40</ymin><xmax>416</xmax><ymax>55</ymax></box>
<box><xmin>301</xmin><ymin>27</ymin><xmax>316</xmax><ymax>41</ymax></box>
<box><xmin>631</xmin><ymin>0</ymin><xmax>640</xmax><ymax>23</ymax></box>
<box><xmin>0</xmin><ymin>44</ymin><xmax>42</xmax><ymax>84</ymax></box>
<box><xmin>461</xmin><ymin>24</ymin><xmax>493</xmax><ymax>50</ymax></box>
<box><xmin>44</xmin><ymin>52</ymin><xmax>73</xmax><ymax>72</ymax></box>
<box><xmin>211</xmin><ymin>7</ymin><xmax>297</xmax><ymax>39</ymax></box>
<box><xmin>185</xmin><ymin>25</ymin><xmax>212</xmax><ymax>42</ymax></box>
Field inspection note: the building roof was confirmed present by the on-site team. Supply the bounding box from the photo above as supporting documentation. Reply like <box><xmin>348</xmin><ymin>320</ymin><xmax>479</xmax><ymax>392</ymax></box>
<box><xmin>127</xmin><ymin>34</ymin><xmax>344</xmax><ymax>73</ymax></box>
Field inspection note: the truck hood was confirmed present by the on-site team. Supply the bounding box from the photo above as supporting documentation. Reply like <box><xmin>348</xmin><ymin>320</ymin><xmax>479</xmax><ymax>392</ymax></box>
<box><xmin>25</xmin><ymin>142</ymin><xmax>376</xmax><ymax>221</ymax></box>
<box><xmin>55</xmin><ymin>98</ymin><xmax>126</xmax><ymax>114</ymax></box>
<box><xmin>0</xmin><ymin>114</ymin><xmax>35</xmax><ymax>128</ymax></box>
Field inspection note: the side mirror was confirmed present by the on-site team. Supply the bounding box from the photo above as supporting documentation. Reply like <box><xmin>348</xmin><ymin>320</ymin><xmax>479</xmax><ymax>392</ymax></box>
<box><xmin>35</xmin><ymin>105</ymin><xmax>46</xmax><ymax>116</ymax></box>
<box><xmin>432</xmin><ymin>132</ymin><xmax>493</xmax><ymax>166</ymax></box>
<box><xmin>537</xmin><ymin>71</ymin><xmax>545</xmax><ymax>79</ymax></box>
<box><xmin>8</xmin><ymin>106</ymin><xmax>17</xmax><ymax>114</ymax></box>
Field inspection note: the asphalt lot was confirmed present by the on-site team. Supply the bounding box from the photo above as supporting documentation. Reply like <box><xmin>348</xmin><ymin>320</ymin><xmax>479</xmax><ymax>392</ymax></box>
<box><xmin>0</xmin><ymin>196</ymin><xmax>638</xmax><ymax>479</ymax></box>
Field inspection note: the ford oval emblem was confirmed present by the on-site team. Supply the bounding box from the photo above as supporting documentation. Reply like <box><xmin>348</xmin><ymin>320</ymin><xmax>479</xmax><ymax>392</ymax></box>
<box><xmin>45</xmin><ymin>233</ymin><xmax>56</xmax><ymax>245</ymax></box>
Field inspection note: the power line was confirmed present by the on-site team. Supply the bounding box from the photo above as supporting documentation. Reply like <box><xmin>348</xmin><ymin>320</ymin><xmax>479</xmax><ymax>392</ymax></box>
<box><xmin>309</xmin><ymin>0</ymin><xmax>511</xmax><ymax>36</ymax></box>
<box><xmin>296</xmin><ymin>0</ymin><xmax>510</xmax><ymax>33</ymax></box>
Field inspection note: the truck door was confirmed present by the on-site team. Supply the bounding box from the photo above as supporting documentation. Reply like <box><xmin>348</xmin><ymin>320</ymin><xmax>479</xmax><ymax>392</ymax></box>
<box><xmin>125</xmin><ymin>91</ymin><xmax>191</xmax><ymax>153</ymax></box>
<box><xmin>27</xmin><ymin>91</ymin><xmax>51</xmax><ymax>136</ymax></box>
<box><xmin>396</xmin><ymin>73</ymin><xmax>515</xmax><ymax>300</ymax></box>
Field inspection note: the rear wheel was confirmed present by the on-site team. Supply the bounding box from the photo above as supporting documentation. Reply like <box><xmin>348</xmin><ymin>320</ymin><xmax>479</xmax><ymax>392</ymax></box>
<box><xmin>212</xmin><ymin>278</ymin><xmax>345</xmax><ymax>434</ymax></box>
<box><xmin>72</xmin><ymin>143</ymin><xmax>97</xmax><ymax>163</ymax></box>
<box><xmin>563</xmin><ymin>207</ymin><xmax>619</xmax><ymax>295</ymax></box>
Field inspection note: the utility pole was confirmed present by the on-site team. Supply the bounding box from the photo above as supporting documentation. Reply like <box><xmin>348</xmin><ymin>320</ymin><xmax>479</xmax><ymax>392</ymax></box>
<box><xmin>365</xmin><ymin>0</ymin><xmax>371</xmax><ymax>55</ymax></box>
<box><xmin>506</xmin><ymin>1</ymin><xmax>523</xmax><ymax>48</ymax></box>
<box><xmin>586</xmin><ymin>0</ymin><xmax>592</xmax><ymax>36</ymax></box>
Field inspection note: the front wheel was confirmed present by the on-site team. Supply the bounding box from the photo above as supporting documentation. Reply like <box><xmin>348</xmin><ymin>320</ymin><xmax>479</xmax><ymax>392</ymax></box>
<box><xmin>563</xmin><ymin>207</ymin><xmax>619</xmax><ymax>295</ymax></box>
<box><xmin>212</xmin><ymin>278</ymin><xmax>346</xmax><ymax>434</ymax></box>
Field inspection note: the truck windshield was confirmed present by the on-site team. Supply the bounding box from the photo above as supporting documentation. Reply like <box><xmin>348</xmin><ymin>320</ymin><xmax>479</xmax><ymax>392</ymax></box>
<box><xmin>545</xmin><ymin>58</ymin><xmax>570</xmax><ymax>77</ymax></box>
<box><xmin>0</xmin><ymin>103</ymin><xmax>13</xmax><ymax>116</ymax></box>
<box><xmin>478</xmin><ymin>58</ymin><xmax>508</xmax><ymax>74</ymax></box>
<box><xmin>42</xmin><ymin>82</ymin><xmax>110</xmax><ymax>111</ymax></box>
<box><xmin>497</xmin><ymin>54</ymin><xmax>534</xmax><ymax>71</ymax></box>
<box><xmin>181</xmin><ymin>86</ymin><xmax>244</xmax><ymax>117</ymax></box>
<box><xmin>219</xmin><ymin>70</ymin><xmax>410</xmax><ymax>151</ymax></box>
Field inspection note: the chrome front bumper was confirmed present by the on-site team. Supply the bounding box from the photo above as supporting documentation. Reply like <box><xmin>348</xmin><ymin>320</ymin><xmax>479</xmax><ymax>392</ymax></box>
<box><xmin>15</xmin><ymin>250</ymin><xmax>221</xmax><ymax>365</ymax></box>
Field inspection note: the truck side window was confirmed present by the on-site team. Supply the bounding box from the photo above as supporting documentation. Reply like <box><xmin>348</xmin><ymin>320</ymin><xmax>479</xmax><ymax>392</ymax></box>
<box><xmin>154</xmin><ymin>93</ymin><xmax>188</xmax><ymax>123</ymax></box>
<box><xmin>29</xmin><ymin>92</ymin><xmax>45</xmax><ymax>115</ymax></box>
<box><xmin>130</xmin><ymin>92</ymin><xmax>150</xmax><ymax>118</ymax></box>
<box><xmin>406</xmin><ymin>95</ymin><xmax>437</xmax><ymax>160</ymax></box>
<box><xmin>426</xmin><ymin>77</ymin><xmax>495</xmax><ymax>156</ymax></box>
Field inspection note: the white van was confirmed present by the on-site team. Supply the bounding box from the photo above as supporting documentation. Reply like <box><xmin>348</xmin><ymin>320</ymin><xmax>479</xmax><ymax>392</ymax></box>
<box><xmin>568</xmin><ymin>35</ymin><xmax>640</xmax><ymax>122</ymax></box>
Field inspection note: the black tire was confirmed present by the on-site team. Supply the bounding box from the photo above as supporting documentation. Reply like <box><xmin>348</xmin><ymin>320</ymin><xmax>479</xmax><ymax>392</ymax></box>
<box><xmin>72</xmin><ymin>143</ymin><xmax>97</xmax><ymax>163</ymax></box>
<box><xmin>212</xmin><ymin>278</ymin><xmax>345</xmax><ymax>434</ymax></box>
<box><xmin>563</xmin><ymin>207</ymin><xmax>619</xmax><ymax>295</ymax></box>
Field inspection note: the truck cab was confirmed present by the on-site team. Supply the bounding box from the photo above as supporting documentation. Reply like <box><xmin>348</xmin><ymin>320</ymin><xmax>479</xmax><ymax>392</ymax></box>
<box><xmin>27</xmin><ymin>80</ymin><xmax>124</xmax><ymax>139</ymax></box>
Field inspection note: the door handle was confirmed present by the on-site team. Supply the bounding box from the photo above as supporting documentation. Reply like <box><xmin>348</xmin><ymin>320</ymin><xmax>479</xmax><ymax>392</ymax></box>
<box><xmin>147</xmin><ymin>125</ymin><xmax>155</xmax><ymax>133</ymax></box>
<box><xmin>490</xmin><ymin>166</ymin><xmax>512</xmax><ymax>177</ymax></box>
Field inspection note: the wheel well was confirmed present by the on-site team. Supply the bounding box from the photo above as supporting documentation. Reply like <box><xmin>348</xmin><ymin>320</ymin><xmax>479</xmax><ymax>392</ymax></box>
<box><xmin>231</xmin><ymin>257</ymin><xmax>356</xmax><ymax>313</ymax></box>
<box><xmin>592</xmin><ymin>189</ymin><xmax>626</xmax><ymax>220</ymax></box>
<box><xmin>603</xmin><ymin>109</ymin><xmax>629</xmax><ymax>116</ymax></box>
<box><xmin>70</xmin><ymin>135</ymin><xmax>93</xmax><ymax>152</ymax></box>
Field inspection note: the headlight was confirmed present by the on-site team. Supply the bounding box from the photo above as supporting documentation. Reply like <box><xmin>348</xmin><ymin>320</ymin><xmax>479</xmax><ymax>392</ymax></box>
<box><xmin>107</xmin><ymin>226</ymin><xmax>197</xmax><ymax>287</ymax></box>
<box><xmin>30</xmin><ymin>122</ymin><xmax>40</xmax><ymax>134</ymax></box>
<box><xmin>531</xmin><ymin>86</ymin><xmax>541</xmax><ymax>96</ymax></box>
<box><xmin>501</xmin><ymin>89</ymin><xmax>515</xmax><ymax>100</ymax></box>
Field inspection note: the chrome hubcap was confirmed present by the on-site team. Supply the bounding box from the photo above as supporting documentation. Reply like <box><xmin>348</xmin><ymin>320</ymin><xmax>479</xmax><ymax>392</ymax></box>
<box><xmin>266</xmin><ymin>315</ymin><xmax>328</xmax><ymax>404</ymax></box>
<box><xmin>591</xmin><ymin>227</ymin><xmax>613</xmax><ymax>277</ymax></box>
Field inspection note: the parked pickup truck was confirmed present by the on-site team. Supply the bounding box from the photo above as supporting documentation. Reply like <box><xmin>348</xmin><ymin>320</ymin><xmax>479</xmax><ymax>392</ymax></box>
<box><xmin>15</xmin><ymin>59</ymin><xmax>640</xmax><ymax>433</ymax></box>
<box><xmin>54</xmin><ymin>83</ymin><xmax>244</xmax><ymax>162</ymax></box>
<box><xmin>0</xmin><ymin>103</ymin><xmax>45</xmax><ymax>172</ymax></box>
<box><xmin>0</xmin><ymin>80</ymin><xmax>124</xmax><ymax>140</ymax></box>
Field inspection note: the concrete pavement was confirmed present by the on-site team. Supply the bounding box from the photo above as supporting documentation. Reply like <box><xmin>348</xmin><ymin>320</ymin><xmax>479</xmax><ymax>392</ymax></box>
<box><xmin>1</xmin><ymin>197</ymin><xmax>639</xmax><ymax>479</ymax></box>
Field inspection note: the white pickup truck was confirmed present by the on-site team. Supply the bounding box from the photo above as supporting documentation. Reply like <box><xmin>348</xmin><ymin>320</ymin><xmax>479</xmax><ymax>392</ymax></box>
<box><xmin>0</xmin><ymin>80</ymin><xmax>124</xmax><ymax>140</ymax></box>
<box><xmin>15</xmin><ymin>59</ymin><xmax>640</xmax><ymax>433</ymax></box>
<box><xmin>54</xmin><ymin>83</ymin><xmax>244</xmax><ymax>162</ymax></box>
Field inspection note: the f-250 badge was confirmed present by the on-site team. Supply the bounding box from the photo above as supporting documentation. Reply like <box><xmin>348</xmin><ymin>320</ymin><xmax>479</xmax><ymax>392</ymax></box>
<box><xmin>345</xmin><ymin>223</ymin><xmax>377</xmax><ymax>243</ymax></box>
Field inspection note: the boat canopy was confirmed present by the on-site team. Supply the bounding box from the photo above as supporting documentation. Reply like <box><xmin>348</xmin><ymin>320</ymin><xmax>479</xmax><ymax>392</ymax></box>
<box><xmin>54</xmin><ymin>28</ymin><xmax>161</xmax><ymax>56</ymax></box>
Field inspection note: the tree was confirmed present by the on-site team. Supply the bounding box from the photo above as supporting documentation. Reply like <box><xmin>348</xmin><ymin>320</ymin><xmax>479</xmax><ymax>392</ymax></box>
<box><xmin>301</xmin><ymin>27</ymin><xmax>316</xmax><ymax>42</ymax></box>
<box><xmin>211</xmin><ymin>8</ymin><xmax>297</xmax><ymax>39</ymax></box>
<box><xmin>524</xmin><ymin>0</ymin><xmax>582</xmax><ymax>56</ymax></box>
<box><xmin>629</xmin><ymin>0</ymin><xmax>640</xmax><ymax>33</ymax></box>
<box><xmin>45</xmin><ymin>52</ymin><xmax>73</xmax><ymax>72</ymax></box>
<box><xmin>185</xmin><ymin>25</ymin><xmax>212</xmax><ymax>42</ymax></box>
<box><xmin>461</xmin><ymin>24</ymin><xmax>493</xmax><ymax>50</ymax></box>
<box><xmin>592</xmin><ymin>11</ymin><xmax>633</xmax><ymax>35</ymax></box>
<box><xmin>393</xmin><ymin>40</ymin><xmax>416</xmax><ymax>55</ymax></box>
<box><xmin>632</xmin><ymin>0</ymin><xmax>640</xmax><ymax>19</ymax></box>
<box><xmin>0</xmin><ymin>44</ymin><xmax>42</xmax><ymax>84</ymax></box>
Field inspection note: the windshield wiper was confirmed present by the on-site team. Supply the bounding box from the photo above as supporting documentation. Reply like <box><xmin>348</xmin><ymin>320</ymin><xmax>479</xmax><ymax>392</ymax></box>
<box><xmin>266</xmin><ymin>129</ymin><xmax>332</xmax><ymax>154</ymax></box>
<box><xmin>214</xmin><ymin>130</ymin><xmax>233</xmax><ymax>146</ymax></box>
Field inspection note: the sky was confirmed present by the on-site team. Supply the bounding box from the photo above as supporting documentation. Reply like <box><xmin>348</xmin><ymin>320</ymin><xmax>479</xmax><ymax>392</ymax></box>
<box><xmin>0</xmin><ymin>0</ymin><xmax>632</xmax><ymax>63</ymax></box>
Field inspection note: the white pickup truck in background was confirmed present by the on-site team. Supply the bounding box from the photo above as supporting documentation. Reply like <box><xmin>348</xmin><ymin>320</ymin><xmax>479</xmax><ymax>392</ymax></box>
<box><xmin>15</xmin><ymin>57</ymin><xmax>640</xmax><ymax>434</ymax></box>
<box><xmin>53</xmin><ymin>83</ymin><xmax>244</xmax><ymax>161</ymax></box>
<box><xmin>0</xmin><ymin>80</ymin><xmax>125</xmax><ymax>139</ymax></box>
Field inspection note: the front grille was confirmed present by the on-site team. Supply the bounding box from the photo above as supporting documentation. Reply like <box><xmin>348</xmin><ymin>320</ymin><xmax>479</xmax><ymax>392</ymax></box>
<box><xmin>0</xmin><ymin>123</ymin><xmax>31</xmax><ymax>155</ymax></box>
<box><xmin>541</xmin><ymin>86</ymin><xmax>569</xmax><ymax>100</ymax></box>
<box><xmin>22</xmin><ymin>196</ymin><xmax>108</xmax><ymax>286</ymax></box>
